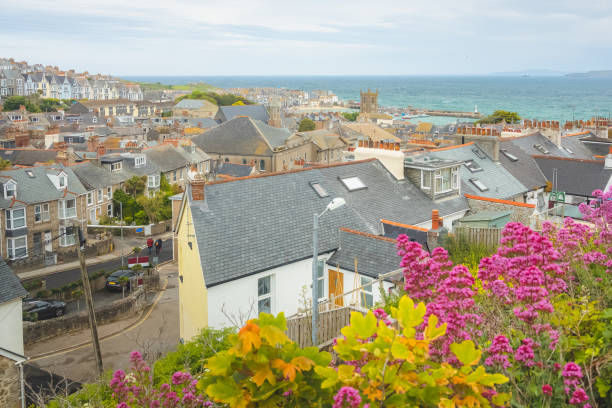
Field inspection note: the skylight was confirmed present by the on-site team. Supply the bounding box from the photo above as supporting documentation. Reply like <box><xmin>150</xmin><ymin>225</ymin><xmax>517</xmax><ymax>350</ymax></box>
<box><xmin>472</xmin><ymin>148</ymin><xmax>487</xmax><ymax>160</ymax></box>
<box><xmin>500</xmin><ymin>149</ymin><xmax>519</xmax><ymax>162</ymax></box>
<box><xmin>340</xmin><ymin>176</ymin><xmax>367</xmax><ymax>191</ymax></box>
<box><xmin>534</xmin><ymin>144</ymin><xmax>550</xmax><ymax>154</ymax></box>
<box><xmin>310</xmin><ymin>182</ymin><xmax>329</xmax><ymax>198</ymax></box>
<box><xmin>563</xmin><ymin>146</ymin><xmax>574</xmax><ymax>154</ymax></box>
<box><xmin>464</xmin><ymin>160</ymin><xmax>483</xmax><ymax>173</ymax></box>
<box><xmin>469</xmin><ymin>178</ymin><xmax>489</xmax><ymax>192</ymax></box>
<box><xmin>26</xmin><ymin>170</ymin><xmax>35</xmax><ymax>178</ymax></box>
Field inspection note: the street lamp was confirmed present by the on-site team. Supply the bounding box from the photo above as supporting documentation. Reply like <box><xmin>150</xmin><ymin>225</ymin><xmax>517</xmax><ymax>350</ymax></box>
<box><xmin>312</xmin><ymin>197</ymin><xmax>346</xmax><ymax>346</ymax></box>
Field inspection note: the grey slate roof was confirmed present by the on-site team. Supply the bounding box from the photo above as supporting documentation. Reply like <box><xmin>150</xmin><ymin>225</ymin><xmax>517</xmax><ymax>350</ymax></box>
<box><xmin>216</xmin><ymin>105</ymin><xmax>270</xmax><ymax>123</ymax></box>
<box><xmin>327</xmin><ymin>229</ymin><xmax>401</xmax><ymax>279</ymax></box>
<box><xmin>0</xmin><ymin>258</ymin><xmax>27</xmax><ymax>304</ymax></box>
<box><xmin>499</xmin><ymin>141</ymin><xmax>548</xmax><ymax>190</ymax></box>
<box><xmin>573</xmin><ymin>135</ymin><xmax>612</xmax><ymax>157</ymax></box>
<box><xmin>533</xmin><ymin>157</ymin><xmax>612</xmax><ymax>197</ymax></box>
<box><xmin>0</xmin><ymin>149</ymin><xmax>58</xmax><ymax>166</ymax></box>
<box><xmin>190</xmin><ymin>159</ymin><xmax>469</xmax><ymax>287</ymax></box>
<box><xmin>0</xmin><ymin>165</ymin><xmax>87</xmax><ymax>208</ymax></box>
<box><xmin>509</xmin><ymin>133</ymin><xmax>569</xmax><ymax>158</ymax></box>
<box><xmin>215</xmin><ymin>162</ymin><xmax>254</xmax><ymax>178</ymax></box>
<box><xmin>174</xmin><ymin>99</ymin><xmax>215</xmax><ymax>110</ymax></box>
<box><xmin>191</xmin><ymin>116</ymin><xmax>291</xmax><ymax>156</ymax></box>
<box><xmin>381</xmin><ymin>222</ymin><xmax>429</xmax><ymax>249</ymax></box>
<box><xmin>559</xmin><ymin>134</ymin><xmax>600</xmax><ymax>159</ymax></box>
<box><xmin>71</xmin><ymin>161</ymin><xmax>124</xmax><ymax>189</ymax></box>
<box><xmin>144</xmin><ymin>145</ymin><xmax>190</xmax><ymax>173</ymax></box>
<box><xmin>423</xmin><ymin>144</ymin><xmax>528</xmax><ymax>199</ymax></box>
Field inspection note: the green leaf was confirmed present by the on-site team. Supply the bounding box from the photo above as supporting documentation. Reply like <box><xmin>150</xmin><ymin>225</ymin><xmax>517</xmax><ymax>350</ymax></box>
<box><xmin>350</xmin><ymin>311</ymin><xmax>377</xmax><ymax>339</ymax></box>
<box><xmin>314</xmin><ymin>366</ymin><xmax>338</xmax><ymax>388</ymax></box>
<box><xmin>391</xmin><ymin>339</ymin><xmax>412</xmax><ymax>361</ymax></box>
<box><xmin>206</xmin><ymin>379</ymin><xmax>241</xmax><ymax>403</ymax></box>
<box><xmin>206</xmin><ymin>352</ymin><xmax>234</xmax><ymax>375</ymax></box>
<box><xmin>257</xmin><ymin>312</ymin><xmax>287</xmax><ymax>331</ymax></box>
<box><xmin>491</xmin><ymin>392</ymin><xmax>511</xmax><ymax>406</ymax></box>
<box><xmin>480</xmin><ymin>373</ymin><xmax>509</xmax><ymax>387</ymax></box>
<box><xmin>396</xmin><ymin>296</ymin><xmax>426</xmax><ymax>333</ymax></box>
<box><xmin>450</xmin><ymin>340</ymin><xmax>481</xmax><ymax>366</ymax></box>
<box><xmin>596</xmin><ymin>377</ymin><xmax>611</xmax><ymax>398</ymax></box>
<box><xmin>338</xmin><ymin>365</ymin><xmax>356</xmax><ymax>382</ymax></box>
<box><xmin>424</xmin><ymin>314</ymin><xmax>447</xmax><ymax>341</ymax></box>
<box><xmin>260</xmin><ymin>325</ymin><xmax>289</xmax><ymax>346</ymax></box>
<box><xmin>465</xmin><ymin>365</ymin><xmax>486</xmax><ymax>384</ymax></box>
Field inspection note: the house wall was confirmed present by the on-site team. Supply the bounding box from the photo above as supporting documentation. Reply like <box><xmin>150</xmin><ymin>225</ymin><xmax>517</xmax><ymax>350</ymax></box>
<box><xmin>215</xmin><ymin>154</ymin><xmax>272</xmax><ymax>173</ymax></box>
<box><xmin>327</xmin><ymin>266</ymin><xmax>395</xmax><ymax>309</ymax></box>
<box><xmin>177</xmin><ymin>203</ymin><xmax>208</xmax><ymax>342</ymax></box>
<box><xmin>465</xmin><ymin>197</ymin><xmax>536</xmax><ymax>226</ymax></box>
<box><xmin>0</xmin><ymin>299</ymin><xmax>24</xmax><ymax>355</ymax></box>
<box><xmin>272</xmin><ymin>144</ymin><xmax>313</xmax><ymax>171</ymax></box>
<box><xmin>86</xmin><ymin>186</ymin><xmax>115</xmax><ymax>223</ymax></box>
<box><xmin>0</xmin><ymin>355</ymin><xmax>20</xmax><ymax>408</ymax></box>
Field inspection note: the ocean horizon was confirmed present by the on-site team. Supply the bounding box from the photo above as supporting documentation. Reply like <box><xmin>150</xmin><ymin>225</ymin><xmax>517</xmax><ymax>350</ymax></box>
<box><xmin>123</xmin><ymin>75</ymin><xmax>612</xmax><ymax>123</ymax></box>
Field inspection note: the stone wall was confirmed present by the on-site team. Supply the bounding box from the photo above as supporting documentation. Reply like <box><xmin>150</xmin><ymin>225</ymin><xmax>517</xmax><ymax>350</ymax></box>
<box><xmin>466</xmin><ymin>197</ymin><xmax>535</xmax><ymax>226</ymax></box>
<box><xmin>23</xmin><ymin>286</ymin><xmax>147</xmax><ymax>346</ymax></box>
<box><xmin>0</xmin><ymin>355</ymin><xmax>20</xmax><ymax>408</ymax></box>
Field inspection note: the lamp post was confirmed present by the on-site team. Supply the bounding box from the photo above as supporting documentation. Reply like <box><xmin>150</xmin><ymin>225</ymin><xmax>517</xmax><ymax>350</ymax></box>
<box><xmin>312</xmin><ymin>197</ymin><xmax>346</xmax><ymax>346</ymax></box>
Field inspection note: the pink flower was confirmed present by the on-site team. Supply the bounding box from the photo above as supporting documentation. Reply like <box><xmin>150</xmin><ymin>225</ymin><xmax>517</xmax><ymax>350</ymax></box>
<box><xmin>569</xmin><ymin>388</ymin><xmax>589</xmax><ymax>404</ymax></box>
<box><xmin>514</xmin><ymin>338</ymin><xmax>537</xmax><ymax>367</ymax></box>
<box><xmin>485</xmin><ymin>335</ymin><xmax>513</xmax><ymax>369</ymax></box>
<box><xmin>333</xmin><ymin>386</ymin><xmax>362</xmax><ymax>408</ymax></box>
<box><xmin>542</xmin><ymin>384</ymin><xmax>553</xmax><ymax>396</ymax></box>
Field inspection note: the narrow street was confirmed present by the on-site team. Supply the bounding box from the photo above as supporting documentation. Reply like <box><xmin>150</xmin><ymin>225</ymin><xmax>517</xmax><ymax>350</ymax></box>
<box><xmin>25</xmin><ymin>263</ymin><xmax>180</xmax><ymax>384</ymax></box>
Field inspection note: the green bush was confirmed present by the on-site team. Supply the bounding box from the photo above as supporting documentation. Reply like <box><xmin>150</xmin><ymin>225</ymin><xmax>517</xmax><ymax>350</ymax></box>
<box><xmin>23</xmin><ymin>279</ymin><xmax>42</xmax><ymax>291</ymax></box>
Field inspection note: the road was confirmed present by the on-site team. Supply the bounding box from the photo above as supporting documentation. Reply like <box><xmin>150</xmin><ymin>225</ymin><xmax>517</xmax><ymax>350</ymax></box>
<box><xmin>41</xmin><ymin>238</ymin><xmax>173</xmax><ymax>290</ymax></box>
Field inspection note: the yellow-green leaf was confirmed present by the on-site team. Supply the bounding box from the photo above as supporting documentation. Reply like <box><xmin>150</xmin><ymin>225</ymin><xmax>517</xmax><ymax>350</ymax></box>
<box><xmin>465</xmin><ymin>365</ymin><xmax>486</xmax><ymax>384</ymax></box>
<box><xmin>315</xmin><ymin>366</ymin><xmax>338</xmax><ymax>388</ymax></box>
<box><xmin>350</xmin><ymin>311</ymin><xmax>377</xmax><ymax>339</ymax></box>
<box><xmin>491</xmin><ymin>392</ymin><xmax>511</xmax><ymax>406</ymax></box>
<box><xmin>424</xmin><ymin>314</ymin><xmax>447</xmax><ymax>341</ymax></box>
<box><xmin>206</xmin><ymin>352</ymin><xmax>234</xmax><ymax>376</ymax></box>
<box><xmin>480</xmin><ymin>373</ymin><xmax>509</xmax><ymax>387</ymax></box>
<box><xmin>397</xmin><ymin>296</ymin><xmax>426</xmax><ymax>332</ymax></box>
<box><xmin>450</xmin><ymin>340</ymin><xmax>481</xmax><ymax>367</ymax></box>
<box><xmin>391</xmin><ymin>339</ymin><xmax>413</xmax><ymax>361</ymax></box>
<box><xmin>257</xmin><ymin>312</ymin><xmax>287</xmax><ymax>331</ymax></box>
<box><xmin>338</xmin><ymin>364</ymin><xmax>356</xmax><ymax>382</ymax></box>
<box><xmin>252</xmin><ymin>364</ymin><xmax>276</xmax><ymax>386</ymax></box>
<box><xmin>206</xmin><ymin>379</ymin><xmax>242</xmax><ymax>404</ymax></box>
<box><xmin>260</xmin><ymin>324</ymin><xmax>289</xmax><ymax>346</ymax></box>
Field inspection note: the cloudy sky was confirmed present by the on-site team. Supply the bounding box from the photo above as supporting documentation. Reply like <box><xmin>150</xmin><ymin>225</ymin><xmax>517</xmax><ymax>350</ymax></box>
<box><xmin>2</xmin><ymin>0</ymin><xmax>611</xmax><ymax>75</ymax></box>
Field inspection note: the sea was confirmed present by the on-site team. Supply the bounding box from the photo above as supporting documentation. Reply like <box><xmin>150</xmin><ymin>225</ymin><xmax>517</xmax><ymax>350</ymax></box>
<box><xmin>123</xmin><ymin>75</ymin><xmax>612</xmax><ymax>124</ymax></box>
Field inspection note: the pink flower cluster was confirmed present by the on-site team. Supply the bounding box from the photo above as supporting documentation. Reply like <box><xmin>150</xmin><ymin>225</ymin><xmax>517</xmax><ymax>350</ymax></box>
<box><xmin>513</xmin><ymin>338</ymin><xmax>537</xmax><ymax>367</ymax></box>
<box><xmin>333</xmin><ymin>386</ymin><xmax>363</xmax><ymax>408</ymax></box>
<box><xmin>110</xmin><ymin>350</ymin><xmax>212</xmax><ymax>408</ymax></box>
<box><xmin>562</xmin><ymin>362</ymin><xmax>590</xmax><ymax>407</ymax></box>
<box><xmin>397</xmin><ymin>237</ymin><xmax>480</xmax><ymax>358</ymax></box>
<box><xmin>372</xmin><ymin>308</ymin><xmax>392</xmax><ymax>326</ymax></box>
<box><xmin>484</xmin><ymin>335</ymin><xmax>513</xmax><ymax>369</ymax></box>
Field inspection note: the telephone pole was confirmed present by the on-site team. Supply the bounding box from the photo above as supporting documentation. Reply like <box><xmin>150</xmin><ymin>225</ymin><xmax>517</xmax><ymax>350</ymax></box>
<box><xmin>75</xmin><ymin>225</ymin><xmax>103</xmax><ymax>376</ymax></box>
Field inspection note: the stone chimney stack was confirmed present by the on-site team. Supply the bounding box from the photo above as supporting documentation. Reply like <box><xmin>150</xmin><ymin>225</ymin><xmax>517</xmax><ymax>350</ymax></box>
<box><xmin>191</xmin><ymin>175</ymin><xmax>205</xmax><ymax>201</ymax></box>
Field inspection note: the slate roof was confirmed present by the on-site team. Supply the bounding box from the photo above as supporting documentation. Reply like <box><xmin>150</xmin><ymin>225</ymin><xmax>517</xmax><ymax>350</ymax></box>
<box><xmin>0</xmin><ymin>149</ymin><xmax>58</xmax><ymax>166</ymax></box>
<box><xmin>191</xmin><ymin>116</ymin><xmax>291</xmax><ymax>156</ymax></box>
<box><xmin>381</xmin><ymin>221</ymin><xmax>429</xmax><ymax>249</ymax></box>
<box><xmin>498</xmin><ymin>141</ymin><xmax>548</xmax><ymax>190</ymax></box>
<box><xmin>533</xmin><ymin>157</ymin><xmax>612</xmax><ymax>197</ymax></box>
<box><xmin>327</xmin><ymin>229</ymin><xmax>401</xmax><ymax>279</ymax></box>
<box><xmin>0</xmin><ymin>258</ymin><xmax>27</xmax><ymax>304</ymax></box>
<box><xmin>215</xmin><ymin>162</ymin><xmax>254</xmax><ymax>178</ymax></box>
<box><xmin>71</xmin><ymin>161</ymin><xmax>124</xmax><ymax>189</ymax></box>
<box><xmin>0</xmin><ymin>165</ymin><xmax>87</xmax><ymax>208</ymax></box>
<box><xmin>189</xmin><ymin>159</ymin><xmax>468</xmax><ymax>287</ymax></box>
<box><xmin>216</xmin><ymin>105</ymin><xmax>270</xmax><ymax>123</ymax></box>
<box><xmin>574</xmin><ymin>135</ymin><xmax>612</xmax><ymax>157</ymax></box>
<box><xmin>509</xmin><ymin>133</ymin><xmax>569</xmax><ymax>158</ymax></box>
<box><xmin>144</xmin><ymin>145</ymin><xmax>190</xmax><ymax>173</ymax></box>
<box><xmin>424</xmin><ymin>143</ymin><xmax>528</xmax><ymax>199</ymax></box>
<box><xmin>174</xmin><ymin>99</ymin><xmax>217</xmax><ymax>111</ymax></box>
<box><xmin>559</xmin><ymin>133</ymin><xmax>600</xmax><ymax>159</ymax></box>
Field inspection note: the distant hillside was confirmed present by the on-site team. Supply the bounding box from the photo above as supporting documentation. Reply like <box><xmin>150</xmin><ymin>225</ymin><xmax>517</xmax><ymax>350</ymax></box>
<box><xmin>565</xmin><ymin>70</ymin><xmax>612</xmax><ymax>78</ymax></box>
<box><xmin>127</xmin><ymin>81</ymin><xmax>219</xmax><ymax>92</ymax></box>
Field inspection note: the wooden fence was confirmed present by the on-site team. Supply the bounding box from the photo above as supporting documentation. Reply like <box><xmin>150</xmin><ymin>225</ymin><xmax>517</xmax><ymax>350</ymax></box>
<box><xmin>453</xmin><ymin>226</ymin><xmax>502</xmax><ymax>248</ymax></box>
<box><xmin>286</xmin><ymin>306</ymin><xmax>364</xmax><ymax>348</ymax></box>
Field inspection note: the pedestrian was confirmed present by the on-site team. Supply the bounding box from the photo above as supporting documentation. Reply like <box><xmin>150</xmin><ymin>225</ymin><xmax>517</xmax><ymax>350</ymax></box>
<box><xmin>147</xmin><ymin>237</ymin><xmax>153</xmax><ymax>255</ymax></box>
<box><xmin>155</xmin><ymin>238</ymin><xmax>162</xmax><ymax>256</ymax></box>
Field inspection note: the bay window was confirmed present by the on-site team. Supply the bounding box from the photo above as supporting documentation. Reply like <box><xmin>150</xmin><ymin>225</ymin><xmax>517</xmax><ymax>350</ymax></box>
<box><xmin>7</xmin><ymin>236</ymin><xmax>27</xmax><ymax>259</ymax></box>
<box><xmin>434</xmin><ymin>168</ymin><xmax>452</xmax><ymax>193</ymax></box>
<box><xmin>421</xmin><ymin>170</ymin><xmax>432</xmax><ymax>190</ymax></box>
<box><xmin>147</xmin><ymin>175</ymin><xmax>160</xmax><ymax>188</ymax></box>
<box><xmin>59</xmin><ymin>226</ymin><xmax>76</xmax><ymax>247</ymax></box>
<box><xmin>58</xmin><ymin>198</ymin><xmax>77</xmax><ymax>219</ymax></box>
<box><xmin>6</xmin><ymin>208</ymin><xmax>26</xmax><ymax>230</ymax></box>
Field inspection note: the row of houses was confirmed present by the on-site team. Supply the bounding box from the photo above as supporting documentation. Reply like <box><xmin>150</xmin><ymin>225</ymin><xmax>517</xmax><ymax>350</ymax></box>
<box><xmin>0</xmin><ymin>69</ymin><xmax>143</xmax><ymax>101</ymax></box>
<box><xmin>0</xmin><ymin>142</ymin><xmax>210</xmax><ymax>268</ymax></box>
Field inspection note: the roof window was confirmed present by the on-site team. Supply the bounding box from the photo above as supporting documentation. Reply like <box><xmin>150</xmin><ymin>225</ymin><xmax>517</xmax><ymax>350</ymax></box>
<box><xmin>500</xmin><ymin>149</ymin><xmax>519</xmax><ymax>162</ymax></box>
<box><xmin>340</xmin><ymin>176</ymin><xmax>366</xmax><ymax>191</ymax></box>
<box><xmin>310</xmin><ymin>182</ymin><xmax>329</xmax><ymax>198</ymax></box>
<box><xmin>26</xmin><ymin>170</ymin><xmax>35</xmax><ymax>178</ymax></box>
<box><xmin>464</xmin><ymin>159</ymin><xmax>483</xmax><ymax>173</ymax></box>
<box><xmin>563</xmin><ymin>146</ymin><xmax>574</xmax><ymax>154</ymax></box>
<box><xmin>534</xmin><ymin>144</ymin><xmax>550</xmax><ymax>154</ymax></box>
<box><xmin>469</xmin><ymin>178</ymin><xmax>489</xmax><ymax>192</ymax></box>
<box><xmin>472</xmin><ymin>148</ymin><xmax>487</xmax><ymax>160</ymax></box>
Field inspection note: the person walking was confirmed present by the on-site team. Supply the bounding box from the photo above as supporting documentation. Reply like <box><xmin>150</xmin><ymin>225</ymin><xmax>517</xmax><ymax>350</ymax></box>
<box><xmin>146</xmin><ymin>237</ymin><xmax>154</xmax><ymax>255</ymax></box>
<box><xmin>154</xmin><ymin>238</ymin><xmax>162</xmax><ymax>256</ymax></box>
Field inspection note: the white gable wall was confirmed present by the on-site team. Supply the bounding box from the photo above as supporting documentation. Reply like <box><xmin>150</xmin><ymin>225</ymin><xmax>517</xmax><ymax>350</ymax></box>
<box><xmin>0</xmin><ymin>298</ymin><xmax>24</xmax><ymax>355</ymax></box>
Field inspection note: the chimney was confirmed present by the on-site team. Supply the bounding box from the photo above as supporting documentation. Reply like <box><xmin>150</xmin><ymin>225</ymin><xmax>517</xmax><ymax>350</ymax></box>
<box><xmin>87</xmin><ymin>135</ymin><xmax>99</xmax><ymax>153</ymax></box>
<box><xmin>19</xmin><ymin>105</ymin><xmax>26</xmax><ymax>114</ymax></box>
<box><xmin>605</xmin><ymin>146</ymin><xmax>612</xmax><ymax>170</ymax></box>
<box><xmin>431</xmin><ymin>209</ymin><xmax>441</xmax><ymax>230</ymax></box>
<box><xmin>97</xmin><ymin>144</ymin><xmax>106</xmax><ymax>157</ymax></box>
<box><xmin>191</xmin><ymin>176</ymin><xmax>205</xmax><ymax>201</ymax></box>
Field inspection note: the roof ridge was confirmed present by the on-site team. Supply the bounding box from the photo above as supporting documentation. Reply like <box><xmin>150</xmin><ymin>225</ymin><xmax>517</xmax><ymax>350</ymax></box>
<box><xmin>531</xmin><ymin>155</ymin><xmax>603</xmax><ymax>164</ymax></box>
<box><xmin>206</xmin><ymin>158</ymin><xmax>378</xmax><ymax>186</ymax></box>
<box><xmin>339</xmin><ymin>227</ymin><xmax>397</xmax><ymax>243</ymax></box>
<box><xmin>249</xmin><ymin>117</ymin><xmax>275</xmax><ymax>151</ymax></box>
<box><xmin>380</xmin><ymin>219</ymin><xmax>428</xmax><ymax>231</ymax></box>
<box><xmin>464</xmin><ymin>194</ymin><xmax>535</xmax><ymax>208</ymax></box>
<box><xmin>562</xmin><ymin>130</ymin><xmax>590</xmax><ymax>138</ymax></box>
<box><xmin>429</xmin><ymin>141</ymin><xmax>475</xmax><ymax>152</ymax></box>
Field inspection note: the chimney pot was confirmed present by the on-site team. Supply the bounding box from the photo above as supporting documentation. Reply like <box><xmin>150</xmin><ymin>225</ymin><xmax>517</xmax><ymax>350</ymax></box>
<box><xmin>191</xmin><ymin>177</ymin><xmax>205</xmax><ymax>201</ymax></box>
<box><xmin>431</xmin><ymin>209</ymin><xmax>440</xmax><ymax>230</ymax></box>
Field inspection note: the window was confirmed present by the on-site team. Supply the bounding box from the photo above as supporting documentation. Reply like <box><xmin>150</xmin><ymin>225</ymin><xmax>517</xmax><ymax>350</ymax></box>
<box><xmin>340</xmin><ymin>176</ymin><xmax>367</xmax><ymax>191</ymax></box>
<box><xmin>317</xmin><ymin>260</ymin><xmax>325</xmax><ymax>300</ymax></box>
<box><xmin>472</xmin><ymin>148</ymin><xmax>487</xmax><ymax>160</ymax></box>
<box><xmin>6</xmin><ymin>208</ymin><xmax>26</xmax><ymax>230</ymax></box>
<box><xmin>134</xmin><ymin>156</ymin><xmax>145</xmax><ymax>167</ymax></box>
<box><xmin>179</xmin><ymin>169</ymin><xmax>183</xmax><ymax>180</ymax></box>
<box><xmin>257</xmin><ymin>275</ymin><xmax>272</xmax><ymax>315</ymax></box>
<box><xmin>452</xmin><ymin>167</ymin><xmax>459</xmax><ymax>189</ymax></box>
<box><xmin>173</xmin><ymin>171</ymin><xmax>177</xmax><ymax>182</ymax></box>
<box><xmin>533</xmin><ymin>144</ymin><xmax>550</xmax><ymax>154</ymax></box>
<box><xmin>97</xmin><ymin>188</ymin><xmax>103</xmax><ymax>202</ymax></box>
<box><xmin>242</xmin><ymin>159</ymin><xmax>247</xmax><ymax>165</ymax></box>
<box><xmin>58</xmin><ymin>198</ymin><xmax>76</xmax><ymax>219</ymax></box>
<box><xmin>87</xmin><ymin>192</ymin><xmax>93</xmax><ymax>205</ymax></box>
<box><xmin>41</xmin><ymin>203</ymin><xmax>50</xmax><ymax>221</ymax></box>
<box><xmin>148</xmin><ymin>175</ymin><xmax>160</xmax><ymax>188</ymax></box>
<box><xmin>500</xmin><ymin>149</ymin><xmax>518</xmax><ymax>162</ymax></box>
<box><xmin>4</xmin><ymin>181</ymin><xmax>16</xmax><ymax>199</ymax></box>
<box><xmin>59</xmin><ymin>226</ymin><xmax>76</xmax><ymax>247</ymax></box>
<box><xmin>434</xmin><ymin>168</ymin><xmax>453</xmax><ymax>193</ymax></box>
<box><xmin>107</xmin><ymin>203</ymin><xmax>113</xmax><ymax>216</ymax></box>
<box><xmin>89</xmin><ymin>208</ymin><xmax>96</xmax><ymax>222</ymax></box>
<box><xmin>360</xmin><ymin>276</ymin><xmax>373</xmax><ymax>308</ymax></box>
<box><xmin>464</xmin><ymin>160</ymin><xmax>483</xmax><ymax>173</ymax></box>
<box><xmin>421</xmin><ymin>170</ymin><xmax>432</xmax><ymax>190</ymax></box>
<box><xmin>107</xmin><ymin>186</ymin><xmax>112</xmax><ymax>198</ymax></box>
<box><xmin>59</xmin><ymin>175</ymin><xmax>66</xmax><ymax>188</ymax></box>
<box><xmin>310</xmin><ymin>182</ymin><xmax>329</xmax><ymax>198</ymax></box>
<box><xmin>111</xmin><ymin>162</ymin><xmax>122</xmax><ymax>172</ymax></box>
<box><xmin>260</xmin><ymin>160</ymin><xmax>265</xmax><ymax>171</ymax></box>
<box><xmin>7</xmin><ymin>236</ymin><xmax>27</xmax><ymax>260</ymax></box>
<box><xmin>469</xmin><ymin>178</ymin><xmax>489</xmax><ymax>192</ymax></box>
<box><xmin>35</xmin><ymin>205</ymin><xmax>42</xmax><ymax>222</ymax></box>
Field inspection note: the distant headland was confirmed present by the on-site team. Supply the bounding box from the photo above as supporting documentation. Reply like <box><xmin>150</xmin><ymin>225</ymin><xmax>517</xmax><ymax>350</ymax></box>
<box><xmin>565</xmin><ymin>70</ymin><xmax>612</xmax><ymax>78</ymax></box>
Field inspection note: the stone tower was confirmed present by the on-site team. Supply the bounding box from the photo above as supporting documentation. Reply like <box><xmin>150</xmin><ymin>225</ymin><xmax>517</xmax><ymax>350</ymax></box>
<box><xmin>268</xmin><ymin>97</ymin><xmax>282</xmax><ymax>128</ymax></box>
<box><xmin>360</xmin><ymin>89</ymin><xmax>378</xmax><ymax>114</ymax></box>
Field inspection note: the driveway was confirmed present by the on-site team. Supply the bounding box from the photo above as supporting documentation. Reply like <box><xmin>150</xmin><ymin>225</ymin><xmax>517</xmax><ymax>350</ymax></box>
<box><xmin>25</xmin><ymin>263</ymin><xmax>180</xmax><ymax>384</ymax></box>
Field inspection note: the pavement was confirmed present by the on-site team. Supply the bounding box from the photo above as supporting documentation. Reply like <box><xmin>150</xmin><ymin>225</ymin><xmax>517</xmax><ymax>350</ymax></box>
<box><xmin>26</xmin><ymin>263</ymin><xmax>180</xmax><ymax>383</ymax></box>
<box><xmin>19</xmin><ymin>233</ymin><xmax>174</xmax><ymax>290</ymax></box>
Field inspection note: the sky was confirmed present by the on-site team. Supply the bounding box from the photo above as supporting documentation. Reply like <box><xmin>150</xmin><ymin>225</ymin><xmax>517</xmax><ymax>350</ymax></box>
<box><xmin>2</xmin><ymin>0</ymin><xmax>612</xmax><ymax>76</ymax></box>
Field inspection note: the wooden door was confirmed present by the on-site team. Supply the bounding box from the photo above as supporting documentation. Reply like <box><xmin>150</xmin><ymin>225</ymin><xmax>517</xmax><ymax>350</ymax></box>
<box><xmin>328</xmin><ymin>269</ymin><xmax>344</xmax><ymax>307</ymax></box>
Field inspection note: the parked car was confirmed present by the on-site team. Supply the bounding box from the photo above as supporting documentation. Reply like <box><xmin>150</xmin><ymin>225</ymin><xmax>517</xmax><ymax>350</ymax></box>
<box><xmin>105</xmin><ymin>269</ymin><xmax>138</xmax><ymax>291</ymax></box>
<box><xmin>23</xmin><ymin>299</ymin><xmax>66</xmax><ymax>320</ymax></box>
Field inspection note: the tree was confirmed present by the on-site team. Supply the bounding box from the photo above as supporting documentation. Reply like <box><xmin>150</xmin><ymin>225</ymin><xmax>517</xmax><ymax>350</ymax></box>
<box><xmin>2</xmin><ymin>96</ymin><xmax>38</xmax><ymax>112</ymax></box>
<box><xmin>342</xmin><ymin>111</ymin><xmax>359</xmax><ymax>122</ymax></box>
<box><xmin>136</xmin><ymin>193</ymin><xmax>164</xmax><ymax>224</ymax></box>
<box><xmin>124</xmin><ymin>176</ymin><xmax>146</xmax><ymax>197</ymax></box>
<box><xmin>298</xmin><ymin>117</ymin><xmax>316</xmax><ymax>132</ymax></box>
<box><xmin>0</xmin><ymin>159</ymin><xmax>11</xmax><ymax>170</ymax></box>
<box><xmin>476</xmin><ymin>110</ymin><xmax>521</xmax><ymax>125</ymax></box>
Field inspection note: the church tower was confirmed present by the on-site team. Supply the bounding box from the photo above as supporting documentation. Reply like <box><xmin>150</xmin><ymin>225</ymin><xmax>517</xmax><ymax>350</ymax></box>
<box><xmin>268</xmin><ymin>97</ymin><xmax>282</xmax><ymax>128</ymax></box>
<box><xmin>360</xmin><ymin>89</ymin><xmax>378</xmax><ymax>114</ymax></box>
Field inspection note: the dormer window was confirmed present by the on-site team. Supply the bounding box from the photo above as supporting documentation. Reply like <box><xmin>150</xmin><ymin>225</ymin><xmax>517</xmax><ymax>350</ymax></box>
<box><xmin>59</xmin><ymin>174</ymin><xmax>67</xmax><ymax>188</ymax></box>
<box><xmin>421</xmin><ymin>171</ymin><xmax>432</xmax><ymax>190</ymax></box>
<box><xmin>134</xmin><ymin>156</ymin><xmax>146</xmax><ymax>168</ymax></box>
<box><xmin>111</xmin><ymin>162</ymin><xmax>122</xmax><ymax>172</ymax></box>
<box><xmin>4</xmin><ymin>181</ymin><xmax>16</xmax><ymax>199</ymax></box>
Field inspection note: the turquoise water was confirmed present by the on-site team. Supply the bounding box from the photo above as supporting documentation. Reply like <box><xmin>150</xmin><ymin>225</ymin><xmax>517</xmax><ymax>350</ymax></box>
<box><xmin>124</xmin><ymin>75</ymin><xmax>612</xmax><ymax>122</ymax></box>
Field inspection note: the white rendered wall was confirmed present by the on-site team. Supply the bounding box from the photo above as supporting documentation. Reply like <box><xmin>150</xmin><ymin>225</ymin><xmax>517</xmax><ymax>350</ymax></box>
<box><xmin>415</xmin><ymin>209</ymin><xmax>467</xmax><ymax>232</ymax></box>
<box><xmin>0</xmin><ymin>299</ymin><xmax>24</xmax><ymax>355</ymax></box>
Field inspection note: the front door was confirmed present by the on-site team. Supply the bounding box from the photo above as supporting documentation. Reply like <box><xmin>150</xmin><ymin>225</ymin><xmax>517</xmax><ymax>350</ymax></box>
<box><xmin>328</xmin><ymin>269</ymin><xmax>344</xmax><ymax>307</ymax></box>
<box><xmin>44</xmin><ymin>231</ymin><xmax>52</xmax><ymax>252</ymax></box>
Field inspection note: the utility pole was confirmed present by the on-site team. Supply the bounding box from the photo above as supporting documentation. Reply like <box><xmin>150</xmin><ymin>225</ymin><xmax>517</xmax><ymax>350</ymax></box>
<box><xmin>120</xmin><ymin>201</ymin><xmax>125</xmax><ymax>268</ymax></box>
<box><xmin>75</xmin><ymin>225</ymin><xmax>104</xmax><ymax>376</ymax></box>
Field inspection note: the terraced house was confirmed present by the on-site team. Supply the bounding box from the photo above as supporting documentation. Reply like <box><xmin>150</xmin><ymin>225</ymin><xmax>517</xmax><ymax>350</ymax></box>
<box><xmin>0</xmin><ymin>165</ymin><xmax>88</xmax><ymax>267</ymax></box>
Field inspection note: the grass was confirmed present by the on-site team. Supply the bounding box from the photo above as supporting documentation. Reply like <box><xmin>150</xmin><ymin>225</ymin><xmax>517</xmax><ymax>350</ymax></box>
<box><xmin>126</xmin><ymin>81</ymin><xmax>219</xmax><ymax>93</ymax></box>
